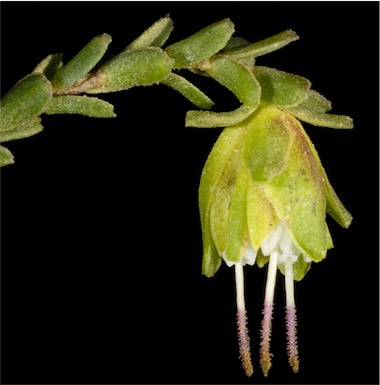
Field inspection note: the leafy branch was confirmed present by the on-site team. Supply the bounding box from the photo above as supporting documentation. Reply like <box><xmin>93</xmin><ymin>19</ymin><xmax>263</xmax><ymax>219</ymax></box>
<box><xmin>0</xmin><ymin>15</ymin><xmax>352</xmax><ymax>168</ymax></box>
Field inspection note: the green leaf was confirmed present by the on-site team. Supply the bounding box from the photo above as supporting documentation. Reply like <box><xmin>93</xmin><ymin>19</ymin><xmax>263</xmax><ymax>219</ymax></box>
<box><xmin>225</xmin><ymin>167</ymin><xmax>249</xmax><ymax>263</ymax></box>
<box><xmin>161</xmin><ymin>73</ymin><xmax>214</xmax><ymax>109</ymax></box>
<box><xmin>285</xmin><ymin>105</ymin><xmax>354</xmax><ymax>129</ymax></box>
<box><xmin>299</xmin><ymin>89</ymin><xmax>332</xmax><ymax>113</ymax></box>
<box><xmin>246</xmin><ymin>181</ymin><xmax>278</xmax><ymax>251</ymax></box>
<box><xmin>199</xmin><ymin>124</ymin><xmax>247</xmax><ymax>277</ymax></box>
<box><xmin>0</xmin><ymin>74</ymin><xmax>52</xmax><ymax>131</ymax></box>
<box><xmin>223</xmin><ymin>30</ymin><xmax>299</xmax><ymax>59</ymax></box>
<box><xmin>33</xmin><ymin>53</ymin><xmax>64</xmax><ymax>80</ymax></box>
<box><xmin>0</xmin><ymin>145</ymin><xmax>15</xmax><ymax>166</ymax></box>
<box><xmin>52</xmin><ymin>33</ymin><xmax>112</xmax><ymax>92</ymax></box>
<box><xmin>1</xmin><ymin>117</ymin><xmax>43</xmax><ymax>142</ymax></box>
<box><xmin>254</xmin><ymin>66</ymin><xmax>311</xmax><ymax>107</ymax></box>
<box><xmin>45</xmin><ymin>95</ymin><xmax>115</xmax><ymax>118</ymax></box>
<box><xmin>265</xmin><ymin>110</ymin><xmax>328</xmax><ymax>262</ymax></box>
<box><xmin>324</xmin><ymin>176</ymin><xmax>353</xmax><ymax>228</ymax></box>
<box><xmin>289</xmin><ymin>111</ymin><xmax>353</xmax><ymax>229</ymax></box>
<box><xmin>243</xmin><ymin>106</ymin><xmax>294</xmax><ymax>182</ymax></box>
<box><xmin>223</xmin><ymin>37</ymin><xmax>250</xmax><ymax>51</ymax></box>
<box><xmin>204</xmin><ymin>57</ymin><xmax>261</xmax><ymax>105</ymax></box>
<box><xmin>209</xmin><ymin>145</ymin><xmax>242</xmax><ymax>255</ymax></box>
<box><xmin>126</xmin><ymin>15</ymin><xmax>174</xmax><ymax>50</ymax></box>
<box><xmin>165</xmin><ymin>19</ymin><xmax>235</xmax><ymax>69</ymax></box>
<box><xmin>88</xmin><ymin>47</ymin><xmax>173</xmax><ymax>93</ymax></box>
<box><xmin>186</xmin><ymin>104</ymin><xmax>257</xmax><ymax>128</ymax></box>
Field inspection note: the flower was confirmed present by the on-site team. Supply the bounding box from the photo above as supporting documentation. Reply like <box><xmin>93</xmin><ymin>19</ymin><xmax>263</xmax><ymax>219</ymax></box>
<box><xmin>198</xmin><ymin>104</ymin><xmax>352</xmax><ymax>377</ymax></box>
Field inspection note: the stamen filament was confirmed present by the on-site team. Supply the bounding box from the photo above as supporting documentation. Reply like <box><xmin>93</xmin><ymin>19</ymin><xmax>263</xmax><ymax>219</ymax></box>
<box><xmin>284</xmin><ymin>260</ymin><xmax>299</xmax><ymax>373</ymax></box>
<box><xmin>260</xmin><ymin>251</ymin><xmax>278</xmax><ymax>377</ymax></box>
<box><xmin>234</xmin><ymin>262</ymin><xmax>254</xmax><ymax>377</ymax></box>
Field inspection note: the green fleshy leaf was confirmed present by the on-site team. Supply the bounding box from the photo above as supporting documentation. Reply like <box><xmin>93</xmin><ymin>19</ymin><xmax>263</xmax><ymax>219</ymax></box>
<box><xmin>52</xmin><ymin>33</ymin><xmax>112</xmax><ymax>92</ymax></box>
<box><xmin>0</xmin><ymin>73</ymin><xmax>52</xmax><ymax>131</ymax></box>
<box><xmin>225</xmin><ymin>167</ymin><xmax>249</xmax><ymax>263</ymax></box>
<box><xmin>243</xmin><ymin>106</ymin><xmax>294</xmax><ymax>182</ymax></box>
<box><xmin>45</xmin><ymin>95</ymin><xmax>115</xmax><ymax>118</ymax></box>
<box><xmin>325</xmin><ymin>176</ymin><xmax>353</xmax><ymax>228</ymax></box>
<box><xmin>285</xmin><ymin>105</ymin><xmax>354</xmax><ymax>129</ymax></box>
<box><xmin>204</xmin><ymin>56</ymin><xmax>261</xmax><ymax>105</ymax></box>
<box><xmin>126</xmin><ymin>15</ymin><xmax>174</xmax><ymax>50</ymax></box>
<box><xmin>33</xmin><ymin>53</ymin><xmax>64</xmax><ymax>80</ymax></box>
<box><xmin>299</xmin><ymin>89</ymin><xmax>332</xmax><ymax>113</ymax></box>
<box><xmin>223</xmin><ymin>37</ymin><xmax>250</xmax><ymax>51</ymax></box>
<box><xmin>186</xmin><ymin>104</ymin><xmax>257</xmax><ymax>128</ymax></box>
<box><xmin>161</xmin><ymin>73</ymin><xmax>214</xmax><ymax>109</ymax></box>
<box><xmin>223</xmin><ymin>30</ymin><xmax>299</xmax><ymax>59</ymax></box>
<box><xmin>0</xmin><ymin>145</ymin><xmax>15</xmax><ymax>166</ymax></box>
<box><xmin>246</xmin><ymin>180</ymin><xmax>278</xmax><ymax>251</ymax></box>
<box><xmin>88</xmin><ymin>47</ymin><xmax>173</xmax><ymax>93</ymax></box>
<box><xmin>265</xmin><ymin>108</ymin><xmax>327</xmax><ymax>262</ymax></box>
<box><xmin>290</xmin><ymin>115</ymin><xmax>353</xmax><ymax>228</ymax></box>
<box><xmin>165</xmin><ymin>19</ymin><xmax>234</xmax><ymax>69</ymax></box>
<box><xmin>209</xmin><ymin>145</ymin><xmax>242</xmax><ymax>255</ymax></box>
<box><xmin>1</xmin><ymin>117</ymin><xmax>43</xmax><ymax>142</ymax></box>
<box><xmin>199</xmin><ymin>124</ymin><xmax>247</xmax><ymax>277</ymax></box>
<box><xmin>254</xmin><ymin>66</ymin><xmax>311</xmax><ymax>107</ymax></box>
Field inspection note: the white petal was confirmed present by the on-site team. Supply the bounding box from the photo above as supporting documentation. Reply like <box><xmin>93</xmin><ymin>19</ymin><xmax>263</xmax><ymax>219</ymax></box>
<box><xmin>242</xmin><ymin>243</ymin><xmax>257</xmax><ymax>266</ymax></box>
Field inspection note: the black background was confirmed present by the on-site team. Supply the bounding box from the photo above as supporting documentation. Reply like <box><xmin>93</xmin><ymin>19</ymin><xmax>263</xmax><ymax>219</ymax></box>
<box><xmin>1</xmin><ymin>2</ymin><xmax>379</xmax><ymax>384</ymax></box>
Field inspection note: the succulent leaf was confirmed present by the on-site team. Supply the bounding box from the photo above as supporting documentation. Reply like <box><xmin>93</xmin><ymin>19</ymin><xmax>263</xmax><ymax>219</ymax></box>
<box><xmin>45</xmin><ymin>95</ymin><xmax>115</xmax><ymax>118</ymax></box>
<box><xmin>0</xmin><ymin>74</ymin><xmax>52</xmax><ymax>131</ymax></box>
<box><xmin>126</xmin><ymin>15</ymin><xmax>174</xmax><ymax>50</ymax></box>
<box><xmin>204</xmin><ymin>56</ymin><xmax>261</xmax><ymax>106</ymax></box>
<box><xmin>186</xmin><ymin>104</ymin><xmax>258</xmax><ymax>128</ymax></box>
<box><xmin>32</xmin><ymin>53</ymin><xmax>64</xmax><ymax>80</ymax></box>
<box><xmin>52</xmin><ymin>34</ymin><xmax>112</xmax><ymax>93</ymax></box>
<box><xmin>161</xmin><ymin>73</ymin><xmax>214</xmax><ymax>109</ymax></box>
<box><xmin>254</xmin><ymin>66</ymin><xmax>311</xmax><ymax>107</ymax></box>
<box><xmin>1</xmin><ymin>117</ymin><xmax>43</xmax><ymax>142</ymax></box>
<box><xmin>224</xmin><ymin>30</ymin><xmax>299</xmax><ymax>60</ymax></box>
<box><xmin>165</xmin><ymin>19</ymin><xmax>235</xmax><ymax>69</ymax></box>
<box><xmin>285</xmin><ymin>105</ymin><xmax>354</xmax><ymax>129</ymax></box>
<box><xmin>88</xmin><ymin>47</ymin><xmax>173</xmax><ymax>93</ymax></box>
<box><xmin>0</xmin><ymin>145</ymin><xmax>15</xmax><ymax>166</ymax></box>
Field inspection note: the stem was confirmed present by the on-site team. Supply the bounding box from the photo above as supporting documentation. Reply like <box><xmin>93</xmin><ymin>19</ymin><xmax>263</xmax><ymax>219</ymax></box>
<box><xmin>284</xmin><ymin>260</ymin><xmax>299</xmax><ymax>373</ymax></box>
<box><xmin>234</xmin><ymin>262</ymin><xmax>254</xmax><ymax>377</ymax></box>
<box><xmin>260</xmin><ymin>251</ymin><xmax>278</xmax><ymax>377</ymax></box>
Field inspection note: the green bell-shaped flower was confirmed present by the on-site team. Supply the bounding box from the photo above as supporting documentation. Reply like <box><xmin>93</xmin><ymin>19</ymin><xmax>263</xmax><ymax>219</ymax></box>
<box><xmin>199</xmin><ymin>104</ymin><xmax>352</xmax><ymax>377</ymax></box>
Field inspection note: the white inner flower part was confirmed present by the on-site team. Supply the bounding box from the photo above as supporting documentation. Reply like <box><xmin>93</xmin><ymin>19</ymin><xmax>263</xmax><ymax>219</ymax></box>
<box><xmin>222</xmin><ymin>243</ymin><xmax>258</xmax><ymax>267</ymax></box>
<box><xmin>261</xmin><ymin>223</ymin><xmax>301</xmax><ymax>265</ymax></box>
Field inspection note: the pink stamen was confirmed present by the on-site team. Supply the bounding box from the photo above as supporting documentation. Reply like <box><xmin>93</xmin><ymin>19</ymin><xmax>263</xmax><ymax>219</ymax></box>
<box><xmin>286</xmin><ymin>305</ymin><xmax>299</xmax><ymax>373</ymax></box>
<box><xmin>260</xmin><ymin>300</ymin><xmax>273</xmax><ymax>377</ymax></box>
<box><xmin>237</xmin><ymin>309</ymin><xmax>254</xmax><ymax>377</ymax></box>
